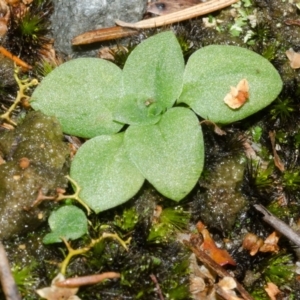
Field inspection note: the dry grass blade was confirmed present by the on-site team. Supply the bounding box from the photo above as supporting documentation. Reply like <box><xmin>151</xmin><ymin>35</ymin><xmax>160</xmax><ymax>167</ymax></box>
<box><xmin>72</xmin><ymin>26</ymin><xmax>138</xmax><ymax>46</ymax></box>
<box><xmin>116</xmin><ymin>0</ymin><xmax>239</xmax><ymax>29</ymax></box>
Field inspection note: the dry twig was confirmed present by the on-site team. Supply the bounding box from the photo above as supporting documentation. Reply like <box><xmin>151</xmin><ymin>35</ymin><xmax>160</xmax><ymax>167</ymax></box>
<box><xmin>72</xmin><ymin>0</ymin><xmax>238</xmax><ymax>45</ymax></box>
<box><xmin>0</xmin><ymin>242</ymin><xmax>22</xmax><ymax>300</ymax></box>
<box><xmin>55</xmin><ymin>272</ymin><xmax>121</xmax><ymax>288</ymax></box>
<box><xmin>0</xmin><ymin>46</ymin><xmax>32</xmax><ymax>70</ymax></box>
<box><xmin>116</xmin><ymin>0</ymin><xmax>239</xmax><ymax>29</ymax></box>
<box><xmin>150</xmin><ymin>274</ymin><xmax>164</xmax><ymax>300</ymax></box>
<box><xmin>254</xmin><ymin>204</ymin><xmax>300</xmax><ymax>248</ymax></box>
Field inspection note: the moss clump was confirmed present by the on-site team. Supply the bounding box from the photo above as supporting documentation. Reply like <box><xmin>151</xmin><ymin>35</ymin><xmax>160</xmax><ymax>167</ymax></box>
<box><xmin>5</xmin><ymin>0</ymin><xmax>53</xmax><ymax>65</ymax></box>
<box><xmin>195</xmin><ymin>156</ymin><xmax>247</xmax><ymax>232</ymax></box>
<box><xmin>249</xmin><ymin>253</ymin><xmax>296</xmax><ymax>299</ymax></box>
<box><xmin>0</xmin><ymin>111</ymin><xmax>69</xmax><ymax>239</ymax></box>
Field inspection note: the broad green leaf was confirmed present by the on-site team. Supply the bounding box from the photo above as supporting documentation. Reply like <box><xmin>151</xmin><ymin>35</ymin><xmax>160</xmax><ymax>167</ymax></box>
<box><xmin>178</xmin><ymin>45</ymin><xmax>283</xmax><ymax>124</ymax></box>
<box><xmin>70</xmin><ymin>133</ymin><xmax>145</xmax><ymax>213</ymax></box>
<box><xmin>43</xmin><ymin>205</ymin><xmax>88</xmax><ymax>244</ymax></box>
<box><xmin>114</xmin><ymin>31</ymin><xmax>185</xmax><ymax>125</ymax></box>
<box><xmin>124</xmin><ymin>107</ymin><xmax>204</xmax><ymax>201</ymax></box>
<box><xmin>31</xmin><ymin>58</ymin><xmax>123</xmax><ymax>138</ymax></box>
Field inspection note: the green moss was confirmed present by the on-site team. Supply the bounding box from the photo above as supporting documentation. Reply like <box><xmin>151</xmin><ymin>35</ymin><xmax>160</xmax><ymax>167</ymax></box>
<box><xmin>250</xmin><ymin>126</ymin><xmax>263</xmax><ymax>143</ymax></box>
<box><xmin>254</xmin><ymin>162</ymin><xmax>274</xmax><ymax>189</ymax></box>
<box><xmin>114</xmin><ymin>207</ymin><xmax>139</xmax><ymax>231</ymax></box>
<box><xmin>263</xmin><ymin>254</ymin><xmax>295</xmax><ymax>286</ymax></box>
<box><xmin>12</xmin><ymin>260</ymin><xmax>39</xmax><ymax>295</ymax></box>
<box><xmin>20</xmin><ymin>14</ymin><xmax>42</xmax><ymax>37</ymax></box>
<box><xmin>147</xmin><ymin>206</ymin><xmax>190</xmax><ymax>243</ymax></box>
<box><xmin>251</xmin><ymin>288</ymin><xmax>270</xmax><ymax>300</ymax></box>
<box><xmin>249</xmin><ymin>253</ymin><xmax>296</xmax><ymax>299</ymax></box>
<box><xmin>261</xmin><ymin>43</ymin><xmax>277</xmax><ymax>61</ymax></box>
<box><xmin>267</xmin><ymin>201</ymin><xmax>298</xmax><ymax>220</ymax></box>
<box><xmin>283</xmin><ymin>170</ymin><xmax>300</xmax><ymax>190</ymax></box>
<box><xmin>282</xmin><ymin>170</ymin><xmax>300</xmax><ymax>201</ymax></box>
<box><xmin>294</xmin><ymin>132</ymin><xmax>300</xmax><ymax>147</ymax></box>
<box><xmin>270</xmin><ymin>98</ymin><xmax>295</xmax><ymax>122</ymax></box>
<box><xmin>6</xmin><ymin>0</ymin><xmax>53</xmax><ymax>64</ymax></box>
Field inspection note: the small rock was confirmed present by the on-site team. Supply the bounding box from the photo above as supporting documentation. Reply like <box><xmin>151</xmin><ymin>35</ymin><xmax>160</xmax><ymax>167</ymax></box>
<box><xmin>51</xmin><ymin>0</ymin><xmax>148</xmax><ymax>56</ymax></box>
<box><xmin>0</xmin><ymin>53</ymin><xmax>16</xmax><ymax>88</ymax></box>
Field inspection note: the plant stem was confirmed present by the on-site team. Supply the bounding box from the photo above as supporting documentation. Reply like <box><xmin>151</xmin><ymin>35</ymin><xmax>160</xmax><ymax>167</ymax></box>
<box><xmin>60</xmin><ymin>233</ymin><xmax>130</xmax><ymax>275</ymax></box>
<box><xmin>0</xmin><ymin>67</ymin><xmax>38</xmax><ymax>125</ymax></box>
<box><xmin>56</xmin><ymin>175</ymin><xmax>92</xmax><ymax>215</ymax></box>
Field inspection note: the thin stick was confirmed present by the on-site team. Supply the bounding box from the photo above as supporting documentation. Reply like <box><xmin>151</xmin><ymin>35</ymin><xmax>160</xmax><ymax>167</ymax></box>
<box><xmin>72</xmin><ymin>0</ymin><xmax>238</xmax><ymax>45</ymax></box>
<box><xmin>285</xmin><ymin>19</ymin><xmax>300</xmax><ymax>26</ymax></box>
<box><xmin>184</xmin><ymin>238</ymin><xmax>254</xmax><ymax>300</ymax></box>
<box><xmin>115</xmin><ymin>0</ymin><xmax>239</xmax><ymax>29</ymax></box>
<box><xmin>254</xmin><ymin>204</ymin><xmax>300</xmax><ymax>248</ymax></box>
<box><xmin>0</xmin><ymin>242</ymin><xmax>22</xmax><ymax>300</ymax></box>
<box><xmin>72</xmin><ymin>26</ymin><xmax>138</xmax><ymax>45</ymax></box>
<box><xmin>150</xmin><ymin>274</ymin><xmax>164</xmax><ymax>300</ymax></box>
<box><xmin>55</xmin><ymin>272</ymin><xmax>120</xmax><ymax>288</ymax></box>
<box><xmin>0</xmin><ymin>46</ymin><xmax>32</xmax><ymax>70</ymax></box>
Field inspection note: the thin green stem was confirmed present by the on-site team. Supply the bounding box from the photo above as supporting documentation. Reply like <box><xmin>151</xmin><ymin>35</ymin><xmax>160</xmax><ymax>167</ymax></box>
<box><xmin>60</xmin><ymin>233</ymin><xmax>131</xmax><ymax>275</ymax></box>
<box><xmin>56</xmin><ymin>175</ymin><xmax>91</xmax><ymax>215</ymax></box>
<box><xmin>0</xmin><ymin>67</ymin><xmax>38</xmax><ymax>125</ymax></box>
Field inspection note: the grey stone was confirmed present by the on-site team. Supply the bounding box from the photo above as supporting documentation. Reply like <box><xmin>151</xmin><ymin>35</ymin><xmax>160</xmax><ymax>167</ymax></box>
<box><xmin>51</xmin><ymin>0</ymin><xmax>147</xmax><ymax>56</ymax></box>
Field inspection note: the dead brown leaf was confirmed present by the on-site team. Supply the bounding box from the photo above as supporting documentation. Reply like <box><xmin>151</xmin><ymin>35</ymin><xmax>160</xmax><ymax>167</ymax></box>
<box><xmin>243</xmin><ymin>231</ymin><xmax>280</xmax><ymax>255</ymax></box>
<box><xmin>259</xmin><ymin>231</ymin><xmax>280</xmax><ymax>253</ymax></box>
<box><xmin>190</xmin><ymin>276</ymin><xmax>206</xmax><ymax>294</ymax></box>
<box><xmin>242</xmin><ymin>233</ymin><xmax>264</xmax><ymax>256</ymax></box>
<box><xmin>217</xmin><ymin>277</ymin><xmax>244</xmax><ymax>300</ymax></box>
<box><xmin>224</xmin><ymin>79</ymin><xmax>249</xmax><ymax>109</ymax></box>
<box><xmin>200</xmin><ymin>120</ymin><xmax>227</xmax><ymax>136</ymax></box>
<box><xmin>197</xmin><ymin>222</ymin><xmax>236</xmax><ymax>266</ymax></box>
<box><xmin>36</xmin><ymin>273</ymin><xmax>81</xmax><ymax>300</ymax></box>
<box><xmin>264</xmin><ymin>282</ymin><xmax>281</xmax><ymax>300</ymax></box>
<box><xmin>286</xmin><ymin>48</ymin><xmax>300</xmax><ymax>69</ymax></box>
<box><xmin>98</xmin><ymin>47</ymin><xmax>115</xmax><ymax>61</ymax></box>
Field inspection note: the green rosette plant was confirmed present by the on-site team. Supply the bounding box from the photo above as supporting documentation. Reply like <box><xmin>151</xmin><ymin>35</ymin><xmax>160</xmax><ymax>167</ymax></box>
<box><xmin>30</xmin><ymin>31</ymin><xmax>282</xmax><ymax>213</ymax></box>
